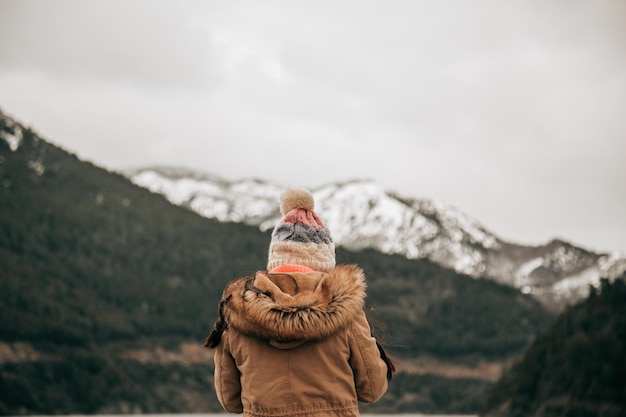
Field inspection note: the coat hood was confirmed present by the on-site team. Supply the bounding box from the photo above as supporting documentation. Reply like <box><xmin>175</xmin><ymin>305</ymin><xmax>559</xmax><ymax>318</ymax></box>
<box><xmin>207</xmin><ymin>264</ymin><xmax>367</xmax><ymax>348</ymax></box>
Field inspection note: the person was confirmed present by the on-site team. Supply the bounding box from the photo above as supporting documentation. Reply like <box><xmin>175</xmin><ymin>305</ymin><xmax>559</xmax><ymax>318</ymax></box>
<box><xmin>205</xmin><ymin>187</ymin><xmax>394</xmax><ymax>417</ymax></box>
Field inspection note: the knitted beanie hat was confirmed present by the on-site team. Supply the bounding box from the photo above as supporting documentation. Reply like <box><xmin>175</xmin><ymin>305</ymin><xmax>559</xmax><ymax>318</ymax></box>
<box><xmin>267</xmin><ymin>188</ymin><xmax>336</xmax><ymax>273</ymax></box>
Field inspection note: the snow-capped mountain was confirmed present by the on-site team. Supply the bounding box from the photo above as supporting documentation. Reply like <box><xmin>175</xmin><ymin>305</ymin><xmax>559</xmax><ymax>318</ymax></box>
<box><xmin>127</xmin><ymin>166</ymin><xmax>626</xmax><ymax>311</ymax></box>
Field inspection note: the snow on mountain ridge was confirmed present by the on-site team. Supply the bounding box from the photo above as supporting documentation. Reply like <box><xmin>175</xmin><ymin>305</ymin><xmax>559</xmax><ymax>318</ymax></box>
<box><xmin>129</xmin><ymin>167</ymin><xmax>282</xmax><ymax>224</ymax></box>
<box><xmin>127</xmin><ymin>166</ymin><xmax>626</xmax><ymax>310</ymax></box>
<box><xmin>427</xmin><ymin>199</ymin><xmax>500</xmax><ymax>250</ymax></box>
<box><xmin>130</xmin><ymin>167</ymin><xmax>503</xmax><ymax>276</ymax></box>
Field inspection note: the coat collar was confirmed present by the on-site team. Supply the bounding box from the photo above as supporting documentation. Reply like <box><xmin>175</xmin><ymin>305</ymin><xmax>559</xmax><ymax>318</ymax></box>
<box><xmin>220</xmin><ymin>264</ymin><xmax>366</xmax><ymax>344</ymax></box>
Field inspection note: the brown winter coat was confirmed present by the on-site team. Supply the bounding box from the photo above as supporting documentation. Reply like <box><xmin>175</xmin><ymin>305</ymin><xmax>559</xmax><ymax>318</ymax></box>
<box><xmin>210</xmin><ymin>264</ymin><xmax>389</xmax><ymax>417</ymax></box>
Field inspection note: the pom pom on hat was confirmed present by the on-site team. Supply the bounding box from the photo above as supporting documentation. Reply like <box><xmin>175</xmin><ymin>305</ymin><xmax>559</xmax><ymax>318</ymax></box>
<box><xmin>280</xmin><ymin>188</ymin><xmax>314</xmax><ymax>215</ymax></box>
<box><xmin>267</xmin><ymin>188</ymin><xmax>335</xmax><ymax>273</ymax></box>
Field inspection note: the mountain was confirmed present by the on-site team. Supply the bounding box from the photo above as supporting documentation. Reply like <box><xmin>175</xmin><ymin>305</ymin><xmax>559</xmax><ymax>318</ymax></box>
<box><xmin>481</xmin><ymin>275</ymin><xmax>626</xmax><ymax>417</ymax></box>
<box><xmin>0</xmin><ymin>110</ymin><xmax>266</xmax><ymax>414</ymax></box>
<box><xmin>0</xmin><ymin>108</ymin><xmax>555</xmax><ymax>414</ymax></box>
<box><xmin>127</xmin><ymin>167</ymin><xmax>626</xmax><ymax>311</ymax></box>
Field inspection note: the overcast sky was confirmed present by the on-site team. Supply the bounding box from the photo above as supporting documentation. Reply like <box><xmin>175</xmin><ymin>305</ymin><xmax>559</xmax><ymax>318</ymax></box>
<box><xmin>1</xmin><ymin>0</ymin><xmax>625</xmax><ymax>253</ymax></box>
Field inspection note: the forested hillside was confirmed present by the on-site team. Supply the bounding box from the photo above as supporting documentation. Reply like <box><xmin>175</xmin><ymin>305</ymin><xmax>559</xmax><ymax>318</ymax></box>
<box><xmin>0</xmin><ymin>111</ymin><xmax>555</xmax><ymax>414</ymax></box>
<box><xmin>482</xmin><ymin>276</ymin><xmax>626</xmax><ymax>417</ymax></box>
<box><xmin>0</xmin><ymin>124</ymin><xmax>269</xmax><ymax>346</ymax></box>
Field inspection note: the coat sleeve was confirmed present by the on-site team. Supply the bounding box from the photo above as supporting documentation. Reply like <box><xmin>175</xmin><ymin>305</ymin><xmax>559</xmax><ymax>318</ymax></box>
<box><xmin>213</xmin><ymin>330</ymin><xmax>244</xmax><ymax>413</ymax></box>
<box><xmin>348</xmin><ymin>310</ymin><xmax>389</xmax><ymax>403</ymax></box>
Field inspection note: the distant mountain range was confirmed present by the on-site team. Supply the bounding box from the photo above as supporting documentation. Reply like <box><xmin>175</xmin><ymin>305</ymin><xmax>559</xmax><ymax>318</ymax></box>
<box><xmin>127</xmin><ymin>166</ymin><xmax>626</xmax><ymax>310</ymax></box>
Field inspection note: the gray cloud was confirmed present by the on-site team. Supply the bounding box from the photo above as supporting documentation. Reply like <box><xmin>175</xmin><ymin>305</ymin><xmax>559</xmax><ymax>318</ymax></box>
<box><xmin>0</xmin><ymin>0</ymin><xmax>215</xmax><ymax>88</ymax></box>
<box><xmin>0</xmin><ymin>0</ymin><xmax>625</xmax><ymax>252</ymax></box>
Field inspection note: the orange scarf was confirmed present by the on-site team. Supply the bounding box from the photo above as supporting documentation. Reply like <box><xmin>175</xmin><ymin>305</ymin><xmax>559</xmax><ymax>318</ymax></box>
<box><xmin>268</xmin><ymin>264</ymin><xmax>314</xmax><ymax>273</ymax></box>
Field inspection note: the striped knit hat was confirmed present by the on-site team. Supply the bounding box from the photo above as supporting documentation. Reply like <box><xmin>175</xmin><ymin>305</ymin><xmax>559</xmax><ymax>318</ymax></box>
<box><xmin>267</xmin><ymin>188</ymin><xmax>335</xmax><ymax>273</ymax></box>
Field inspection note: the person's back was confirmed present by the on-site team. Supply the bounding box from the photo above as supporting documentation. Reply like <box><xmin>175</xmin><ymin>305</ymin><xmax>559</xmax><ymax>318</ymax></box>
<box><xmin>206</xmin><ymin>188</ymin><xmax>392</xmax><ymax>417</ymax></box>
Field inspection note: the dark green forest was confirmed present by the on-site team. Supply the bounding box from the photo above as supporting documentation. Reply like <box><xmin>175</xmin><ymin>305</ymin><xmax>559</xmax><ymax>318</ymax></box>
<box><xmin>482</xmin><ymin>277</ymin><xmax>626</xmax><ymax>417</ymax></box>
<box><xmin>0</xmin><ymin>110</ymin><xmax>558</xmax><ymax>414</ymax></box>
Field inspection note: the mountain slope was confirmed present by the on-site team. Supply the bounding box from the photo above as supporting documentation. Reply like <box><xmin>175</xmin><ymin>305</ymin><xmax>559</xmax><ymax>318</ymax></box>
<box><xmin>0</xmin><ymin>121</ymin><xmax>270</xmax><ymax>346</ymax></box>
<box><xmin>128</xmin><ymin>167</ymin><xmax>626</xmax><ymax>310</ymax></box>
<box><xmin>482</xmin><ymin>275</ymin><xmax>626</xmax><ymax>417</ymax></box>
<box><xmin>0</xmin><ymin>109</ymin><xmax>270</xmax><ymax>414</ymax></box>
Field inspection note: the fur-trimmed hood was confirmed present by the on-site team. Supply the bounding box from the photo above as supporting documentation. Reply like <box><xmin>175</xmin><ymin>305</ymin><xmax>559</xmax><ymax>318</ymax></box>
<box><xmin>206</xmin><ymin>264</ymin><xmax>366</xmax><ymax>348</ymax></box>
